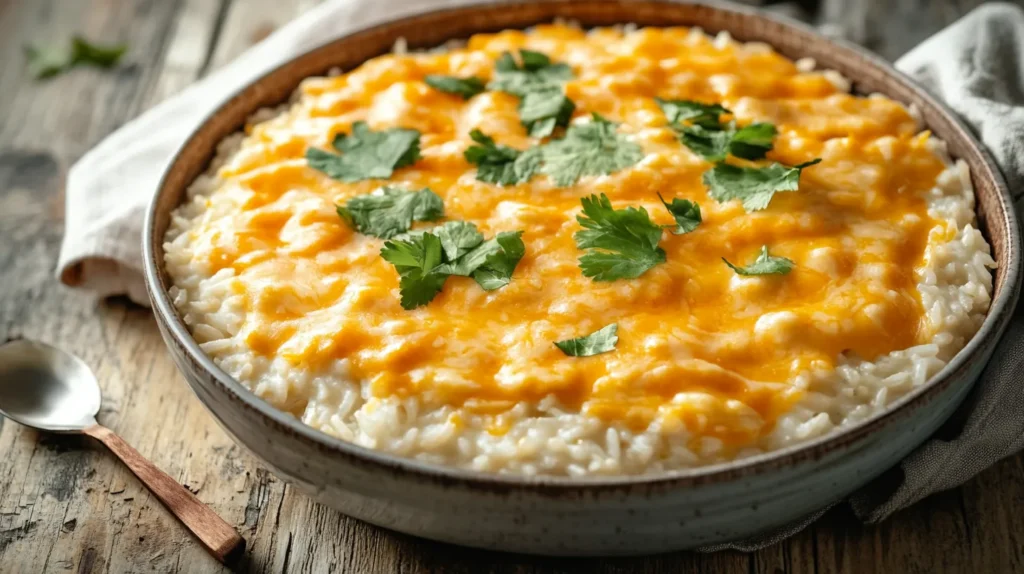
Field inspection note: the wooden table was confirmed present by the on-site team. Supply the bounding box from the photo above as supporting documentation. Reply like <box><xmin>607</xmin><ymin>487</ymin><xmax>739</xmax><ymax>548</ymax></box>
<box><xmin>0</xmin><ymin>0</ymin><xmax>1018</xmax><ymax>572</ymax></box>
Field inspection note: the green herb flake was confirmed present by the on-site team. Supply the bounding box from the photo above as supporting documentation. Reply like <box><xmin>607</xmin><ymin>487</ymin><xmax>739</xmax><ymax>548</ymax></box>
<box><xmin>424</xmin><ymin>75</ymin><xmax>485</xmax><ymax>99</ymax></box>
<box><xmin>488</xmin><ymin>50</ymin><xmax>574</xmax><ymax>97</ymax></box>
<box><xmin>306</xmin><ymin>121</ymin><xmax>421</xmax><ymax>182</ymax></box>
<box><xmin>518</xmin><ymin>89</ymin><xmax>575</xmax><ymax>137</ymax></box>
<box><xmin>381</xmin><ymin>219</ymin><xmax>526</xmax><ymax>307</ymax></box>
<box><xmin>336</xmin><ymin>187</ymin><xmax>443</xmax><ymax>239</ymax></box>
<box><xmin>25</xmin><ymin>35</ymin><xmax>127</xmax><ymax>79</ymax></box>
<box><xmin>658</xmin><ymin>194</ymin><xmax>702</xmax><ymax>235</ymax></box>
<box><xmin>463</xmin><ymin>129</ymin><xmax>541</xmax><ymax>185</ymax></box>
<box><xmin>723</xmin><ymin>245</ymin><xmax>795</xmax><ymax>276</ymax></box>
<box><xmin>703</xmin><ymin>159</ymin><xmax>821</xmax><ymax>212</ymax></box>
<box><xmin>573</xmin><ymin>193</ymin><xmax>666</xmax><ymax>281</ymax></box>
<box><xmin>655</xmin><ymin>98</ymin><xmax>730</xmax><ymax>129</ymax></box>
<box><xmin>380</xmin><ymin>233</ymin><xmax>448</xmax><ymax>310</ymax></box>
<box><xmin>434</xmin><ymin>220</ymin><xmax>485</xmax><ymax>261</ymax></box>
<box><xmin>539</xmin><ymin>114</ymin><xmax>644</xmax><ymax>187</ymax></box>
<box><xmin>727</xmin><ymin>123</ymin><xmax>777</xmax><ymax>160</ymax></box>
<box><xmin>554</xmin><ymin>323</ymin><xmax>619</xmax><ymax>357</ymax></box>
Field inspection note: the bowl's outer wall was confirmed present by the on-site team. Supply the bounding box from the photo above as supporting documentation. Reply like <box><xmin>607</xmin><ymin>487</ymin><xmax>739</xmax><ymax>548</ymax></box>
<box><xmin>144</xmin><ymin>0</ymin><xmax>1021</xmax><ymax>554</ymax></box>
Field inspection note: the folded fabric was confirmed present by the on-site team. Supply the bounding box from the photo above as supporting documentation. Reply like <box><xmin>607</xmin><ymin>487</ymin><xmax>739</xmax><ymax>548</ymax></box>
<box><xmin>55</xmin><ymin>0</ymin><xmax>1024</xmax><ymax>549</ymax></box>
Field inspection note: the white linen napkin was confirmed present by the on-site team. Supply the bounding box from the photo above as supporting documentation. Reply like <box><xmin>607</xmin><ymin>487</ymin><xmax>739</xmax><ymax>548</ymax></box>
<box><xmin>55</xmin><ymin>0</ymin><xmax>1024</xmax><ymax>546</ymax></box>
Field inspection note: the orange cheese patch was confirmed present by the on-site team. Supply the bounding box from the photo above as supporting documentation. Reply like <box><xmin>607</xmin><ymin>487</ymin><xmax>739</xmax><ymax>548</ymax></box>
<box><xmin>189</xmin><ymin>25</ymin><xmax>942</xmax><ymax>450</ymax></box>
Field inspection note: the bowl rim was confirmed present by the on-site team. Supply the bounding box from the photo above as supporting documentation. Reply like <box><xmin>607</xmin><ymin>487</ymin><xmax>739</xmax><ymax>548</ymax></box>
<box><xmin>143</xmin><ymin>0</ymin><xmax>1022</xmax><ymax>491</ymax></box>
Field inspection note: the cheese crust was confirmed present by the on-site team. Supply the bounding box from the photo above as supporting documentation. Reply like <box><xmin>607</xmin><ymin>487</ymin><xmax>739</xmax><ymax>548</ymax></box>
<box><xmin>165</xmin><ymin>25</ymin><xmax>994</xmax><ymax>475</ymax></box>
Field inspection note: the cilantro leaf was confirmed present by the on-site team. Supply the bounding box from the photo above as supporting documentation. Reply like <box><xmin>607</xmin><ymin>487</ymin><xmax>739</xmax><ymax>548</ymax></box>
<box><xmin>554</xmin><ymin>323</ymin><xmax>619</xmax><ymax>357</ymax></box>
<box><xmin>539</xmin><ymin>114</ymin><xmax>644</xmax><ymax>187</ymax></box>
<box><xmin>728</xmin><ymin>123</ymin><xmax>777</xmax><ymax>160</ymax></box>
<box><xmin>723</xmin><ymin>245</ymin><xmax>794</xmax><ymax>276</ymax></box>
<box><xmin>488</xmin><ymin>50</ymin><xmax>574</xmax><ymax>97</ymax></box>
<box><xmin>574</xmin><ymin>194</ymin><xmax>666</xmax><ymax>281</ymax></box>
<box><xmin>656</xmin><ymin>98</ymin><xmax>730</xmax><ymax>129</ymax></box>
<box><xmin>424</xmin><ymin>75</ymin><xmax>485</xmax><ymax>99</ymax></box>
<box><xmin>703</xmin><ymin>159</ymin><xmax>821</xmax><ymax>212</ymax></box>
<box><xmin>337</xmin><ymin>187</ymin><xmax>443</xmax><ymax>238</ymax></box>
<box><xmin>306</xmin><ymin>122</ymin><xmax>421</xmax><ymax>182</ymax></box>
<box><xmin>675</xmin><ymin>123</ymin><xmax>735</xmax><ymax>162</ymax></box>
<box><xmin>658</xmin><ymin>194</ymin><xmax>702</xmax><ymax>234</ymax></box>
<box><xmin>435</xmin><ymin>220</ymin><xmax>484</xmax><ymax>260</ymax></box>
<box><xmin>380</xmin><ymin>233</ymin><xmax>447</xmax><ymax>309</ymax></box>
<box><xmin>464</xmin><ymin>129</ymin><xmax>541</xmax><ymax>185</ymax></box>
<box><xmin>25</xmin><ymin>35</ymin><xmax>127</xmax><ymax>79</ymax></box>
<box><xmin>471</xmin><ymin>231</ymin><xmax>526</xmax><ymax>291</ymax></box>
<box><xmin>518</xmin><ymin>89</ymin><xmax>575</xmax><ymax>137</ymax></box>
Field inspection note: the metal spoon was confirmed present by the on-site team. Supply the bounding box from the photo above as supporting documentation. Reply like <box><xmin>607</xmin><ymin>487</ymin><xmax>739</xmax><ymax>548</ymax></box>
<box><xmin>0</xmin><ymin>339</ymin><xmax>245</xmax><ymax>564</ymax></box>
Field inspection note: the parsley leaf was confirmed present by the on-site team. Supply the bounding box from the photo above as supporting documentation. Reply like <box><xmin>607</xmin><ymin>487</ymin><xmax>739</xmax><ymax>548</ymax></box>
<box><xmin>574</xmin><ymin>194</ymin><xmax>666</xmax><ymax>281</ymax></box>
<box><xmin>464</xmin><ymin>129</ymin><xmax>541</xmax><ymax>185</ymax></box>
<box><xmin>488</xmin><ymin>50</ymin><xmax>574</xmax><ymax>97</ymax></box>
<box><xmin>703</xmin><ymin>159</ymin><xmax>821</xmax><ymax>212</ymax></box>
<box><xmin>656</xmin><ymin>98</ymin><xmax>729</xmax><ymax>129</ymax></box>
<box><xmin>424</xmin><ymin>75</ymin><xmax>485</xmax><ymax>99</ymax></box>
<box><xmin>337</xmin><ymin>187</ymin><xmax>443</xmax><ymax>239</ymax></box>
<box><xmin>539</xmin><ymin>114</ymin><xmax>644</xmax><ymax>187</ymax></box>
<box><xmin>518</xmin><ymin>89</ymin><xmax>575</xmax><ymax>137</ymax></box>
<box><xmin>435</xmin><ymin>220</ymin><xmax>484</xmax><ymax>260</ymax></box>
<box><xmin>306</xmin><ymin>122</ymin><xmax>421</xmax><ymax>182</ymax></box>
<box><xmin>658</xmin><ymin>194</ymin><xmax>702</xmax><ymax>234</ymax></box>
<box><xmin>380</xmin><ymin>233</ymin><xmax>447</xmax><ymax>309</ymax></box>
<box><xmin>723</xmin><ymin>246</ymin><xmax>794</xmax><ymax>276</ymax></box>
<box><xmin>25</xmin><ymin>36</ymin><xmax>127</xmax><ymax>79</ymax></box>
<box><xmin>554</xmin><ymin>323</ymin><xmax>619</xmax><ymax>357</ymax></box>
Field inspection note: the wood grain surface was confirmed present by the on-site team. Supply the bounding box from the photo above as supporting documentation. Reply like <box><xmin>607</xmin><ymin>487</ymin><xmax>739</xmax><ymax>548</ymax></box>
<box><xmin>0</xmin><ymin>0</ymin><xmax>1017</xmax><ymax>572</ymax></box>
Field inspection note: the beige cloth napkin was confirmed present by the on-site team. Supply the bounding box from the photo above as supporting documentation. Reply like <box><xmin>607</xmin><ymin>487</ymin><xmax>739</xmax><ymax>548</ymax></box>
<box><xmin>56</xmin><ymin>0</ymin><xmax>1024</xmax><ymax>547</ymax></box>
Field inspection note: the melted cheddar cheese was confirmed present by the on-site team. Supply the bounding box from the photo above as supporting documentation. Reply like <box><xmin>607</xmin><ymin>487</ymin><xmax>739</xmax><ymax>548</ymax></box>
<box><xmin>183</xmin><ymin>25</ymin><xmax>950</xmax><ymax>453</ymax></box>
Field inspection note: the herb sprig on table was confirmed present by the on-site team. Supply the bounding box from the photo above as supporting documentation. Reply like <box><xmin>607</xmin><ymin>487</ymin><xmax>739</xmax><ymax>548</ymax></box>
<box><xmin>25</xmin><ymin>36</ymin><xmax>127</xmax><ymax>79</ymax></box>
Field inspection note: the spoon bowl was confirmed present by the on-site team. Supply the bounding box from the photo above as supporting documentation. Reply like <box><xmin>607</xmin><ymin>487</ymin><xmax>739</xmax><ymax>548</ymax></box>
<box><xmin>0</xmin><ymin>339</ymin><xmax>101</xmax><ymax>432</ymax></box>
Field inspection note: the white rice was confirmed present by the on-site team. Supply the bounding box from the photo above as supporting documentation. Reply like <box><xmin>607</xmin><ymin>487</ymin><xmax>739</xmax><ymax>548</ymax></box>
<box><xmin>163</xmin><ymin>27</ymin><xmax>995</xmax><ymax>476</ymax></box>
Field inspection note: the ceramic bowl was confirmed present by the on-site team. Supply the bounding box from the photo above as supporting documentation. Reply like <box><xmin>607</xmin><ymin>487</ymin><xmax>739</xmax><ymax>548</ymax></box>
<box><xmin>143</xmin><ymin>0</ymin><xmax>1021</xmax><ymax>554</ymax></box>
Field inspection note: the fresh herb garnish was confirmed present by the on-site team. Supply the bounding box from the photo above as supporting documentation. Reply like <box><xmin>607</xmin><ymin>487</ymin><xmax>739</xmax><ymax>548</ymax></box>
<box><xmin>25</xmin><ymin>36</ymin><xmax>127</xmax><ymax>79</ymax></box>
<box><xmin>727</xmin><ymin>123</ymin><xmax>777</xmax><ymax>160</ymax></box>
<box><xmin>425</xmin><ymin>75</ymin><xmax>485</xmax><ymax>99</ymax></box>
<box><xmin>336</xmin><ymin>187</ymin><xmax>443</xmax><ymax>239</ymax></box>
<box><xmin>657</xmin><ymin>99</ymin><xmax>776</xmax><ymax>161</ymax></box>
<box><xmin>435</xmin><ymin>230</ymin><xmax>526</xmax><ymax>291</ymax></box>
<box><xmin>488</xmin><ymin>50</ymin><xmax>576</xmax><ymax>138</ymax></box>
<box><xmin>488</xmin><ymin>50</ymin><xmax>574</xmax><ymax>97</ymax></box>
<box><xmin>518</xmin><ymin>89</ymin><xmax>576</xmax><ymax>137</ymax></box>
<box><xmin>463</xmin><ymin>129</ymin><xmax>541</xmax><ymax>185</ymax></box>
<box><xmin>573</xmin><ymin>194</ymin><xmax>666</xmax><ymax>281</ymax></box>
<box><xmin>723</xmin><ymin>246</ymin><xmax>794</xmax><ymax>276</ymax></box>
<box><xmin>554</xmin><ymin>323</ymin><xmax>619</xmax><ymax>357</ymax></box>
<box><xmin>703</xmin><ymin>159</ymin><xmax>821</xmax><ymax>212</ymax></box>
<box><xmin>380</xmin><ymin>220</ymin><xmax>526</xmax><ymax>308</ymax></box>
<box><xmin>656</xmin><ymin>99</ymin><xmax>730</xmax><ymax>129</ymax></box>
<box><xmin>380</xmin><ymin>233</ymin><xmax>448</xmax><ymax>310</ymax></box>
<box><xmin>539</xmin><ymin>114</ymin><xmax>644</xmax><ymax>187</ymax></box>
<box><xmin>306</xmin><ymin>122</ymin><xmax>421</xmax><ymax>182</ymax></box>
<box><xmin>658</xmin><ymin>194</ymin><xmax>702</xmax><ymax>235</ymax></box>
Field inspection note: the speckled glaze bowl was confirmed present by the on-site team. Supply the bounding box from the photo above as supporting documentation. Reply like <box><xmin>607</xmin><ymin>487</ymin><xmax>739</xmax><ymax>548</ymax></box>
<box><xmin>143</xmin><ymin>0</ymin><xmax>1021</xmax><ymax>554</ymax></box>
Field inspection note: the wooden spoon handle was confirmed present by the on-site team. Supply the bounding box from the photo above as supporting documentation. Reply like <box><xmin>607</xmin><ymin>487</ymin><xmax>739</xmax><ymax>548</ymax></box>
<box><xmin>83</xmin><ymin>424</ymin><xmax>245</xmax><ymax>564</ymax></box>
